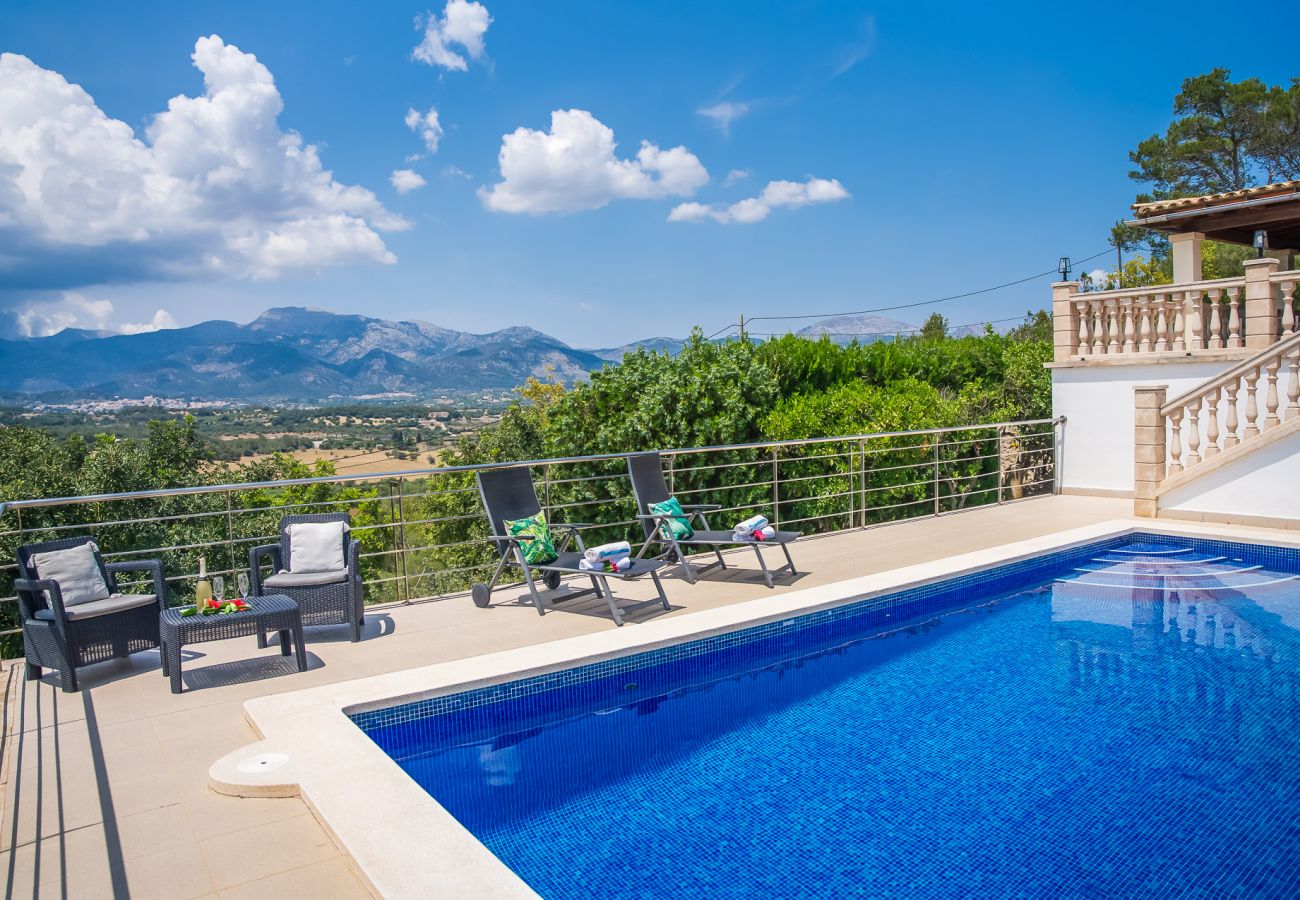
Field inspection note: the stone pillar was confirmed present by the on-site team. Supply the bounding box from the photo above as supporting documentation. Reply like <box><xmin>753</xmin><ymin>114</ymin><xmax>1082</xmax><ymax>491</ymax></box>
<box><xmin>1243</xmin><ymin>257</ymin><xmax>1281</xmax><ymax>350</ymax></box>
<box><xmin>1051</xmin><ymin>280</ymin><xmax>1080</xmax><ymax>363</ymax></box>
<box><xmin>1170</xmin><ymin>232</ymin><xmax>1205</xmax><ymax>284</ymax></box>
<box><xmin>1266</xmin><ymin>248</ymin><xmax>1296</xmax><ymax>271</ymax></box>
<box><xmin>1133</xmin><ymin>385</ymin><xmax>1168</xmax><ymax>518</ymax></box>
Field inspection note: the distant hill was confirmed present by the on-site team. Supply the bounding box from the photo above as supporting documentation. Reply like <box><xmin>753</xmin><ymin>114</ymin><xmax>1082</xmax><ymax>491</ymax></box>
<box><xmin>794</xmin><ymin>314</ymin><xmax>917</xmax><ymax>344</ymax></box>
<box><xmin>587</xmin><ymin>337</ymin><xmax>686</xmax><ymax>362</ymax></box>
<box><xmin>0</xmin><ymin>307</ymin><xmax>609</xmax><ymax>402</ymax></box>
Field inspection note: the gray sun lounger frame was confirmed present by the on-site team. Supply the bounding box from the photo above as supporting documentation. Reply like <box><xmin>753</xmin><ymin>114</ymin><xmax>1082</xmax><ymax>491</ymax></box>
<box><xmin>627</xmin><ymin>452</ymin><xmax>800</xmax><ymax>588</ymax></box>
<box><xmin>472</xmin><ymin>466</ymin><xmax>669</xmax><ymax>626</ymax></box>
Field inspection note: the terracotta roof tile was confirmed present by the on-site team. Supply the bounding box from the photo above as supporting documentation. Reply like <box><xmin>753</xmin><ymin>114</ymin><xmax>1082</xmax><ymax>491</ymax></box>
<box><xmin>1132</xmin><ymin>180</ymin><xmax>1300</xmax><ymax>218</ymax></box>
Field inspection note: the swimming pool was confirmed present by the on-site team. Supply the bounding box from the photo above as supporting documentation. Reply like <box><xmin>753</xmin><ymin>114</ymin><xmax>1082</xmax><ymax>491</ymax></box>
<box><xmin>352</xmin><ymin>533</ymin><xmax>1300</xmax><ymax>898</ymax></box>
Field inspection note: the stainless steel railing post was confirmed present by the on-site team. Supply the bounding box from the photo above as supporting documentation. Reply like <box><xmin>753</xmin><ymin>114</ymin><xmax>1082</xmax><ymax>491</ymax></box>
<box><xmin>933</xmin><ymin>437</ymin><xmax>941</xmax><ymax>516</ymax></box>
<box><xmin>395</xmin><ymin>477</ymin><xmax>411</xmax><ymax>604</ymax></box>
<box><xmin>771</xmin><ymin>448</ymin><xmax>780</xmax><ymax>528</ymax></box>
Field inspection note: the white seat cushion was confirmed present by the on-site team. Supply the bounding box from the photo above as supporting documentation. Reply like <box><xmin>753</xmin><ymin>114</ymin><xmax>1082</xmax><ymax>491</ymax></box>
<box><xmin>287</xmin><ymin>522</ymin><xmax>348</xmax><ymax>573</ymax></box>
<box><xmin>30</xmin><ymin>542</ymin><xmax>112</xmax><ymax>607</ymax></box>
<box><xmin>34</xmin><ymin>593</ymin><xmax>156</xmax><ymax>622</ymax></box>
<box><xmin>264</xmin><ymin>569</ymin><xmax>349</xmax><ymax>589</ymax></box>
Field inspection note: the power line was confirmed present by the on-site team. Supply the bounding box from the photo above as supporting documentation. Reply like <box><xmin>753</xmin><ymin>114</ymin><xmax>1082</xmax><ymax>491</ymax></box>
<box><xmin>698</xmin><ymin>249</ymin><xmax>1111</xmax><ymax>339</ymax></box>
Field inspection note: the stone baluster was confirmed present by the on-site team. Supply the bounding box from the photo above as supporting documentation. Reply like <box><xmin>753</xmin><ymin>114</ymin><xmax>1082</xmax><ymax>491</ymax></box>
<box><xmin>1226</xmin><ymin>287</ymin><xmax>1242</xmax><ymax>349</ymax></box>
<box><xmin>1075</xmin><ymin>299</ymin><xmax>1090</xmax><ymax>356</ymax></box>
<box><xmin>1185</xmin><ymin>400</ymin><xmax>1201</xmax><ymax>466</ymax></box>
<box><xmin>1137</xmin><ymin>296</ymin><xmax>1152</xmax><ymax>352</ymax></box>
<box><xmin>1243</xmin><ymin>369</ymin><xmax>1261</xmax><ymax>439</ymax></box>
<box><xmin>1223</xmin><ymin>384</ymin><xmax>1239</xmax><ymax>448</ymax></box>
<box><xmin>1186</xmin><ymin>289</ymin><xmax>1204</xmax><ymax>350</ymax></box>
<box><xmin>1092</xmin><ymin>301</ymin><xmax>1105</xmax><ymax>354</ymax></box>
<box><xmin>1206</xmin><ymin>289</ymin><xmax>1224</xmax><ymax>349</ymax></box>
<box><xmin>1265</xmin><ymin>357</ymin><xmax>1281</xmax><ymax>429</ymax></box>
<box><xmin>1287</xmin><ymin>349</ymin><xmax>1300</xmax><ymax>421</ymax></box>
<box><xmin>1204</xmin><ymin>388</ymin><xmax>1220</xmax><ymax>457</ymax></box>
<box><xmin>1106</xmin><ymin>300</ymin><xmax>1120</xmax><ymax>353</ymax></box>
<box><xmin>1167</xmin><ymin>408</ymin><xmax>1184</xmax><ymax>474</ymax></box>
<box><xmin>1154</xmin><ymin>293</ymin><xmax>1169</xmax><ymax>352</ymax></box>
<box><xmin>1121</xmin><ymin>298</ymin><xmax>1136</xmax><ymax>353</ymax></box>
<box><xmin>1282</xmin><ymin>281</ymin><xmax>1297</xmax><ymax>339</ymax></box>
<box><xmin>1172</xmin><ymin>292</ymin><xmax>1186</xmax><ymax>351</ymax></box>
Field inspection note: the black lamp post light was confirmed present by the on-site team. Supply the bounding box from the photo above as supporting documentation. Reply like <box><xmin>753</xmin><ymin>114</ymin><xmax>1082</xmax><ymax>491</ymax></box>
<box><xmin>1058</xmin><ymin>257</ymin><xmax>1072</xmax><ymax>282</ymax></box>
<box><xmin>1254</xmin><ymin>230</ymin><xmax>1268</xmax><ymax>259</ymax></box>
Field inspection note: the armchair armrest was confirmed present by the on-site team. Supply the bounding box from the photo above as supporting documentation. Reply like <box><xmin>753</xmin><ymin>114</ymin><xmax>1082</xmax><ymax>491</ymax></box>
<box><xmin>680</xmin><ymin>503</ymin><xmax>722</xmax><ymax>511</ymax></box>
<box><xmin>247</xmin><ymin>544</ymin><xmax>282</xmax><ymax>596</ymax></box>
<box><xmin>105</xmin><ymin>559</ymin><xmax>165</xmax><ymax>607</ymax></box>
<box><xmin>347</xmin><ymin>539</ymin><xmax>361</xmax><ymax>579</ymax></box>
<box><xmin>13</xmin><ymin>578</ymin><xmax>68</xmax><ymax>625</ymax></box>
<box><xmin>487</xmin><ymin>533</ymin><xmax>535</xmax><ymax>542</ymax></box>
<box><xmin>551</xmin><ymin>522</ymin><xmax>598</xmax><ymax>530</ymax></box>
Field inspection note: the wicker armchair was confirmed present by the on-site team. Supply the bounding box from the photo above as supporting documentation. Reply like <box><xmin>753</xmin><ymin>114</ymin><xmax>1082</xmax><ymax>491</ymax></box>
<box><xmin>248</xmin><ymin>512</ymin><xmax>364</xmax><ymax>643</ymax></box>
<box><xmin>14</xmin><ymin>536</ymin><xmax>165</xmax><ymax>693</ymax></box>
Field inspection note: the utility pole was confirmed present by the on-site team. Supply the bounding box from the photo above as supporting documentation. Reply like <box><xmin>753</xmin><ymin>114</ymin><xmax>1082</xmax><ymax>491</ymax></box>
<box><xmin>738</xmin><ymin>313</ymin><xmax>746</xmax><ymax>342</ymax></box>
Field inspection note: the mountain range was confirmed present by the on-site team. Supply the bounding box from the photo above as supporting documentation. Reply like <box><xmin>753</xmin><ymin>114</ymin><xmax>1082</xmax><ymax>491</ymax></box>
<box><xmin>0</xmin><ymin>307</ymin><xmax>952</xmax><ymax>403</ymax></box>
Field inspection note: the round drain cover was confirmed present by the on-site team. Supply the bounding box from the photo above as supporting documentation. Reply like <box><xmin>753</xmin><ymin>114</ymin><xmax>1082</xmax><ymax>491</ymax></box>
<box><xmin>236</xmin><ymin>752</ymin><xmax>290</xmax><ymax>774</ymax></box>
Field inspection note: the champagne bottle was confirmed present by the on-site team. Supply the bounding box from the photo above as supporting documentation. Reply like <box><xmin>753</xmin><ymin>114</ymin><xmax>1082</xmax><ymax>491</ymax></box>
<box><xmin>195</xmin><ymin>556</ymin><xmax>213</xmax><ymax>611</ymax></box>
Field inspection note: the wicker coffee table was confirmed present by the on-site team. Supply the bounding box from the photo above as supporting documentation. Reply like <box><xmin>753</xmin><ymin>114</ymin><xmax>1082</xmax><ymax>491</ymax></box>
<box><xmin>159</xmin><ymin>594</ymin><xmax>305</xmax><ymax>694</ymax></box>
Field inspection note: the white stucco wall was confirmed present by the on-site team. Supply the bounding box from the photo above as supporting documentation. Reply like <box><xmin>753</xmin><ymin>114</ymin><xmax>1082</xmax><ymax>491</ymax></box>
<box><xmin>1160</xmin><ymin>428</ymin><xmax>1300</xmax><ymax>520</ymax></box>
<box><xmin>1051</xmin><ymin>360</ymin><xmax>1228</xmax><ymax>495</ymax></box>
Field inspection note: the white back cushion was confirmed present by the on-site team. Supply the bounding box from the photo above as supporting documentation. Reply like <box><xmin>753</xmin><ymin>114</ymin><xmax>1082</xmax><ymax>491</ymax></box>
<box><xmin>30</xmin><ymin>542</ymin><xmax>112</xmax><ymax>607</ymax></box>
<box><xmin>287</xmin><ymin>522</ymin><xmax>348</xmax><ymax>573</ymax></box>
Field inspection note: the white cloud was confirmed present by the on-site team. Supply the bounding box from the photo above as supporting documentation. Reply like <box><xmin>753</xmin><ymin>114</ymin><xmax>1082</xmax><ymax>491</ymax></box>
<box><xmin>412</xmin><ymin>1</ymin><xmax>492</xmax><ymax>72</ymax></box>
<box><xmin>404</xmin><ymin>106</ymin><xmax>443</xmax><ymax>154</ymax></box>
<box><xmin>0</xmin><ymin>36</ymin><xmax>403</xmax><ymax>290</ymax></box>
<box><xmin>14</xmin><ymin>292</ymin><xmax>176</xmax><ymax>336</ymax></box>
<box><xmin>479</xmin><ymin>109</ymin><xmax>708</xmax><ymax>214</ymax></box>
<box><xmin>391</xmin><ymin>169</ymin><xmax>428</xmax><ymax>193</ymax></box>
<box><xmin>668</xmin><ymin>176</ymin><xmax>849</xmax><ymax>224</ymax></box>
<box><xmin>697</xmin><ymin>101</ymin><xmax>749</xmax><ymax>135</ymax></box>
<box><xmin>723</xmin><ymin>168</ymin><xmax>750</xmax><ymax>186</ymax></box>
<box><xmin>442</xmin><ymin>164</ymin><xmax>472</xmax><ymax>179</ymax></box>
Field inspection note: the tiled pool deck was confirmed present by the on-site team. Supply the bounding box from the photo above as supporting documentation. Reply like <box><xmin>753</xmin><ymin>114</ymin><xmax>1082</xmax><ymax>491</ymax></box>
<box><xmin>5</xmin><ymin>496</ymin><xmax>1292</xmax><ymax>898</ymax></box>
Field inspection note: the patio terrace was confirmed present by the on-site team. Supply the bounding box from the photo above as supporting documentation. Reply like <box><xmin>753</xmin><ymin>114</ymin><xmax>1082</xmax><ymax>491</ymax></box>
<box><xmin>0</xmin><ymin>494</ymin><xmax>1153</xmax><ymax>898</ymax></box>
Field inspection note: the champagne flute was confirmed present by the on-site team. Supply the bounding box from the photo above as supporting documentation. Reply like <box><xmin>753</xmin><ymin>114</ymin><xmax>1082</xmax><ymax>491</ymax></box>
<box><xmin>237</xmin><ymin>572</ymin><xmax>250</xmax><ymax>600</ymax></box>
<box><xmin>212</xmin><ymin>575</ymin><xmax>225</xmax><ymax>602</ymax></box>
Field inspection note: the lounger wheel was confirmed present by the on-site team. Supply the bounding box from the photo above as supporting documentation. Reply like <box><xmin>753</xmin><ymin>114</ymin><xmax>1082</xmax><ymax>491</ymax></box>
<box><xmin>543</xmin><ymin>571</ymin><xmax>562</xmax><ymax>591</ymax></box>
<box><xmin>471</xmin><ymin>583</ymin><xmax>492</xmax><ymax>607</ymax></box>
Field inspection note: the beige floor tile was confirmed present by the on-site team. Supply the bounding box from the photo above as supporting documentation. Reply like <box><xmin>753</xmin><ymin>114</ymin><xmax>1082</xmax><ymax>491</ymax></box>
<box><xmin>218</xmin><ymin>857</ymin><xmax>371</xmax><ymax>899</ymax></box>
<box><xmin>183</xmin><ymin>793</ymin><xmax>306</xmax><ymax>841</ymax></box>
<box><xmin>198</xmin><ymin>814</ymin><xmax>339</xmax><ymax>890</ymax></box>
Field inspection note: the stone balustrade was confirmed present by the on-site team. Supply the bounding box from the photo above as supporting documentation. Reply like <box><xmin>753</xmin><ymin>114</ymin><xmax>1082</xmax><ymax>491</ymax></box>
<box><xmin>1054</xmin><ymin>259</ymin><xmax>1300</xmax><ymax>364</ymax></box>
<box><xmin>1132</xmin><ymin>331</ymin><xmax>1300</xmax><ymax>515</ymax></box>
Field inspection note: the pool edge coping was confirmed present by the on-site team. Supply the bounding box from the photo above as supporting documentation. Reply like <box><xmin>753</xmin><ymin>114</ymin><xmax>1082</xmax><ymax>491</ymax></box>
<box><xmin>208</xmin><ymin>517</ymin><xmax>1300</xmax><ymax>899</ymax></box>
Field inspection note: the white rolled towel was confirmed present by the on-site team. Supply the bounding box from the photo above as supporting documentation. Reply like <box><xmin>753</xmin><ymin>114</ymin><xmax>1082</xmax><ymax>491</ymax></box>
<box><xmin>580</xmin><ymin>555</ymin><xmax>632</xmax><ymax>572</ymax></box>
<box><xmin>733</xmin><ymin>524</ymin><xmax>777</xmax><ymax>542</ymax></box>
<box><xmin>584</xmin><ymin>541</ymin><xmax>631</xmax><ymax>563</ymax></box>
<box><xmin>734</xmin><ymin>515</ymin><xmax>769</xmax><ymax>536</ymax></box>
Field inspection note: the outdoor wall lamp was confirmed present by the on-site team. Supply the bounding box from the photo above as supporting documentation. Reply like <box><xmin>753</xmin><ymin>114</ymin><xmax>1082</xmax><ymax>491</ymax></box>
<box><xmin>1058</xmin><ymin>257</ymin><xmax>1071</xmax><ymax>281</ymax></box>
<box><xmin>1254</xmin><ymin>230</ymin><xmax>1268</xmax><ymax>258</ymax></box>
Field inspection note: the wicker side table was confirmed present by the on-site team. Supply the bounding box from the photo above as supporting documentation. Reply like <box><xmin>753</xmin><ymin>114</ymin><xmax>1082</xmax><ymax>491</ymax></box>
<box><xmin>159</xmin><ymin>594</ymin><xmax>305</xmax><ymax>694</ymax></box>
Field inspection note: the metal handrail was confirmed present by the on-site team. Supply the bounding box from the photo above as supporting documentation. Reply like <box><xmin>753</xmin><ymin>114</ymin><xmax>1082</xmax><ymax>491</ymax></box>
<box><xmin>0</xmin><ymin>418</ymin><xmax>1063</xmax><ymax>513</ymax></box>
<box><xmin>0</xmin><ymin>418</ymin><xmax>1063</xmax><ymax>644</ymax></box>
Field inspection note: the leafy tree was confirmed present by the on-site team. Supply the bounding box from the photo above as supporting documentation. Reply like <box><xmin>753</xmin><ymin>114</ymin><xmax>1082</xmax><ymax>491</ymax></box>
<box><xmin>919</xmin><ymin>313</ymin><xmax>949</xmax><ymax>341</ymax></box>
<box><xmin>1006</xmin><ymin>310</ymin><xmax>1052</xmax><ymax>344</ymax></box>
<box><xmin>1130</xmin><ymin>68</ymin><xmax>1300</xmax><ymax>201</ymax></box>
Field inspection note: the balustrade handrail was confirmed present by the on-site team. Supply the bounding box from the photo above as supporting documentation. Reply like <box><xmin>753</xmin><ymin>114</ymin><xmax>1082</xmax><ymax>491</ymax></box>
<box><xmin>1161</xmin><ymin>331</ymin><xmax>1300</xmax><ymax>415</ymax></box>
<box><xmin>1269</xmin><ymin>269</ymin><xmax>1300</xmax><ymax>283</ymax></box>
<box><xmin>0</xmin><ymin>417</ymin><xmax>1065</xmax><ymax>515</ymax></box>
<box><xmin>1075</xmin><ymin>275</ymin><xmax>1245</xmax><ymax>303</ymax></box>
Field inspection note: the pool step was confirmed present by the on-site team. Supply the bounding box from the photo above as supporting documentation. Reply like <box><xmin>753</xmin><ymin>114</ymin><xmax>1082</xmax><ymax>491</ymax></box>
<box><xmin>1074</xmin><ymin>564</ymin><xmax>1262</xmax><ymax>578</ymax></box>
<box><xmin>1057</xmin><ymin>574</ymin><xmax>1298</xmax><ymax>593</ymax></box>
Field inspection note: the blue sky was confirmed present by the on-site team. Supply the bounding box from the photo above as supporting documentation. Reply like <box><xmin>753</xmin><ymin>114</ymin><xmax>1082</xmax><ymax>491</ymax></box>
<box><xmin>1</xmin><ymin>0</ymin><xmax>1296</xmax><ymax>346</ymax></box>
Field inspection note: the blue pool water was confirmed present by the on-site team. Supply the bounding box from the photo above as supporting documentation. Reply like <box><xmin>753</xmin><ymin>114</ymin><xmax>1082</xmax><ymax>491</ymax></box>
<box><xmin>354</xmin><ymin>535</ymin><xmax>1300</xmax><ymax>898</ymax></box>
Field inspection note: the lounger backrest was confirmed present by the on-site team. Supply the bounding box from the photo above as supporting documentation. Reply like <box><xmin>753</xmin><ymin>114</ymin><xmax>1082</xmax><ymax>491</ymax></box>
<box><xmin>477</xmin><ymin>467</ymin><xmax>543</xmax><ymax>558</ymax></box>
<box><xmin>279</xmin><ymin>512</ymin><xmax>352</xmax><ymax>572</ymax></box>
<box><xmin>626</xmin><ymin>452</ymin><xmax>671</xmax><ymax>541</ymax></box>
